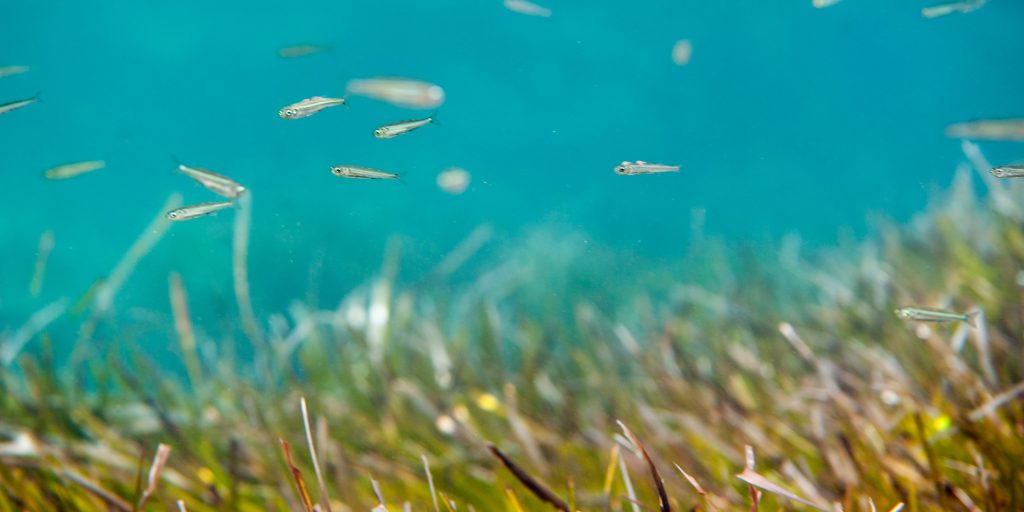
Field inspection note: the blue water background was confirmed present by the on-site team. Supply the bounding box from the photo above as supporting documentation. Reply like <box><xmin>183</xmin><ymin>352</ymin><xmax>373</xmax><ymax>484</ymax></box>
<box><xmin>1</xmin><ymin>0</ymin><xmax>1023</xmax><ymax>347</ymax></box>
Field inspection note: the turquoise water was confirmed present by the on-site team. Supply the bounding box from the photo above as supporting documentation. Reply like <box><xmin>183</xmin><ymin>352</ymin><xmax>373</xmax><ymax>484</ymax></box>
<box><xmin>1</xmin><ymin>1</ymin><xmax>1022</xmax><ymax>343</ymax></box>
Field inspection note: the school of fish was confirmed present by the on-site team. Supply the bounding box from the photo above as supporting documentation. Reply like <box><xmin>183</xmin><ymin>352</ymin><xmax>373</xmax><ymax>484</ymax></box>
<box><xmin>1</xmin><ymin>1</ymin><xmax>1017</xmax><ymax>331</ymax></box>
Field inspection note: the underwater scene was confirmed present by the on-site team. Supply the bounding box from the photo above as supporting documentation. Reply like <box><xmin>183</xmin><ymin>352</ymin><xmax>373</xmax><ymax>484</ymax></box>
<box><xmin>3</xmin><ymin>0</ymin><xmax>1024</xmax><ymax>510</ymax></box>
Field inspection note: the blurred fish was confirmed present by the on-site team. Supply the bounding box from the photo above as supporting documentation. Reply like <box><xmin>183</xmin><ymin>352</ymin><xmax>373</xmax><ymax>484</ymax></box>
<box><xmin>166</xmin><ymin>201</ymin><xmax>234</xmax><ymax>221</ymax></box>
<box><xmin>812</xmin><ymin>0</ymin><xmax>842</xmax><ymax>7</ymax></box>
<box><xmin>991</xmin><ymin>165</ymin><xmax>1024</xmax><ymax>178</ymax></box>
<box><xmin>278</xmin><ymin>96</ymin><xmax>347</xmax><ymax>119</ymax></box>
<box><xmin>504</xmin><ymin>0</ymin><xmax>552</xmax><ymax>17</ymax></box>
<box><xmin>43</xmin><ymin>160</ymin><xmax>105</xmax><ymax>180</ymax></box>
<box><xmin>0</xmin><ymin>65</ymin><xmax>29</xmax><ymax>78</ymax></box>
<box><xmin>177</xmin><ymin>161</ymin><xmax>247</xmax><ymax>199</ymax></box>
<box><xmin>894</xmin><ymin>306</ymin><xmax>978</xmax><ymax>326</ymax></box>
<box><xmin>672</xmin><ymin>40</ymin><xmax>693</xmax><ymax>66</ymax></box>
<box><xmin>277</xmin><ymin>44</ymin><xmax>331</xmax><ymax>59</ymax></box>
<box><xmin>374</xmin><ymin>115</ymin><xmax>437</xmax><ymax>139</ymax></box>
<box><xmin>330</xmin><ymin>166</ymin><xmax>401</xmax><ymax>180</ymax></box>
<box><xmin>614</xmin><ymin>161</ymin><xmax>680</xmax><ymax>176</ymax></box>
<box><xmin>0</xmin><ymin>95</ymin><xmax>38</xmax><ymax>116</ymax></box>
<box><xmin>346</xmin><ymin>78</ymin><xmax>445</xmax><ymax>109</ymax></box>
<box><xmin>922</xmin><ymin>0</ymin><xmax>988</xmax><ymax>18</ymax></box>
<box><xmin>946</xmin><ymin>119</ymin><xmax>1024</xmax><ymax>141</ymax></box>
<box><xmin>437</xmin><ymin>167</ymin><xmax>471</xmax><ymax>195</ymax></box>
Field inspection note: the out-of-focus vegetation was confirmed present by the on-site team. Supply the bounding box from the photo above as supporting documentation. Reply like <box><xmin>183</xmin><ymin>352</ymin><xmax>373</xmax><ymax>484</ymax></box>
<box><xmin>1</xmin><ymin>147</ymin><xmax>1023</xmax><ymax>511</ymax></box>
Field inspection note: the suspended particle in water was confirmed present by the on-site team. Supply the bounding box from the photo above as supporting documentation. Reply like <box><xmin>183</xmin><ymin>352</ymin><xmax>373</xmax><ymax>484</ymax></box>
<box><xmin>672</xmin><ymin>39</ymin><xmax>692</xmax><ymax>66</ymax></box>
<box><xmin>437</xmin><ymin>167</ymin><xmax>471</xmax><ymax>195</ymax></box>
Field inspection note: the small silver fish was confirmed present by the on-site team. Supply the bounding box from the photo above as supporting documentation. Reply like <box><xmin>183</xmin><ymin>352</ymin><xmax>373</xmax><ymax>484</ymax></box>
<box><xmin>0</xmin><ymin>95</ymin><xmax>38</xmax><ymax>116</ymax></box>
<box><xmin>894</xmin><ymin>306</ymin><xmax>978</xmax><ymax>326</ymax></box>
<box><xmin>277</xmin><ymin>45</ymin><xmax>331</xmax><ymax>59</ymax></box>
<box><xmin>346</xmin><ymin>78</ymin><xmax>445</xmax><ymax>109</ymax></box>
<box><xmin>504</xmin><ymin>0</ymin><xmax>552</xmax><ymax>17</ymax></box>
<box><xmin>946</xmin><ymin>119</ymin><xmax>1024</xmax><ymax>141</ymax></box>
<box><xmin>922</xmin><ymin>0</ymin><xmax>988</xmax><ymax>18</ymax></box>
<box><xmin>613</xmin><ymin>160</ymin><xmax>681</xmax><ymax>176</ymax></box>
<box><xmin>991</xmin><ymin>165</ymin><xmax>1024</xmax><ymax>178</ymax></box>
<box><xmin>43</xmin><ymin>160</ymin><xmax>106</xmax><ymax>180</ymax></box>
<box><xmin>373</xmin><ymin>115</ymin><xmax>436</xmax><ymax>139</ymax></box>
<box><xmin>330</xmin><ymin>165</ymin><xmax>401</xmax><ymax>180</ymax></box>
<box><xmin>177</xmin><ymin>162</ymin><xmax>247</xmax><ymax>199</ymax></box>
<box><xmin>0</xmin><ymin>65</ymin><xmax>30</xmax><ymax>78</ymax></box>
<box><xmin>166</xmin><ymin>201</ymin><xmax>235</xmax><ymax>221</ymax></box>
<box><xmin>279</xmin><ymin>96</ymin><xmax>347</xmax><ymax>119</ymax></box>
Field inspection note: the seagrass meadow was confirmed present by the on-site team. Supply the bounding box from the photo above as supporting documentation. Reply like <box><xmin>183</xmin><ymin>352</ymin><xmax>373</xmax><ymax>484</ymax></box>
<box><xmin>0</xmin><ymin>147</ymin><xmax>1021</xmax><ymax>511</ymax></box>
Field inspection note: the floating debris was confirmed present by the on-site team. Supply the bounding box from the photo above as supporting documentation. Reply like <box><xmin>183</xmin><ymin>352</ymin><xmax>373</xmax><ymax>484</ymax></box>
<box><xmin>166</xmin><ymin>201</ymin><xmax>234</xmax><ymax>221</ymax></box>
<box><xmin>0</xmin><ymin>65</ymin><xmax>29</xmax><ymax>78</ymax></box>
<box><xmin>176</xmin><ymin>161</ymin><xmax>247</xmax><ymax>199</ymax></box>
<box><xmin>436</xmin><ymin>167</ymin><xmax>471</xmax><ymax>194</ymax></box>
<box><xmin>504</xmin><ymin>0</ymin><xmax>552</xmax><ymax>17</ymax></box>
<box><xmin>374</xmin><ymin>114</ymin><xmax>437</xmax><ymax>139</ymax></box>
<box><xmin>330</xmin><ymin>165</ymin><xmax>401</xmax><ymax>180</ymax></box>
<box><xmin>0</xmin><ymin>95</ymin><xmax>38</xmax><ymax>116</ymax></box>
<box><xmin>613</xmin><ymin>160</ymin><xmax>680</xmax><ymax>176</ymax></box>
<box><xmin>922</xmin><ymin>0</ymin><xmax>989</xmax><ymax>18</ymax></box>
<box><xmin>946</xmin><ymin>119</ymin><xmax>1024</xmax><ymax>141</ymax></box>
<box><xmin>991</xmin><ymin>165</ymin><xmax>1024</xmax><ymax>178</ymax></box>
<box><xmin>671</xmin><ymin>40</ymin><xmax>693</xmax><ymax>66</ymax></box>
<box><xmin>42</xmin><ymin>160</ymin><xmax>105</xmax><ymax>180</ymax></box>
<box><xmin>278</xmin><ymin>96</ymin><xmax>347</xmax><ymax>119</ymax></box>
<box><xmin>894</xmin><ymin>306</ymin><xmax>978</xmax><ymax>326</ymax></box>
<box><xmin>346</xmin><ymin>78</ymin><xmax>445</xmax><ymax>109</ymax></box>
<box><xmin>277</xmin><ymin>44</ymin><xmax>331</xmax><ymax>59</ymax></box>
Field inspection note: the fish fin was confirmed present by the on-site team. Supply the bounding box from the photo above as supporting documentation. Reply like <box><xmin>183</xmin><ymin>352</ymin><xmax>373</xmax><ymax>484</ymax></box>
<box><xmin>430</xmin><ymin>110</ymin><xmax>441</xmax><ymax>126</ymax></box>
<box><xmin>170</xmin><ymin>154</ymin><xmax>185</xmax><ymax>174</ymax></box>
<box><xmin>34</xmin><ymin>91</ymin><xmax>42</xmax><ymax>102</ymax></box>
<box><xmin>966</xmin><ymin>309</ymin><xmax>981</xmax><ymax>328</ymax></box>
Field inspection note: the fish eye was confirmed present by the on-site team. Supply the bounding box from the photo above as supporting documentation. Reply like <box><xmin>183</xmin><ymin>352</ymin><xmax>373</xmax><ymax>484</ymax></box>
<box><xmin>286</xmin><ymin>109</ymin><xmax>295</xmax><ymax>116</ymax></box>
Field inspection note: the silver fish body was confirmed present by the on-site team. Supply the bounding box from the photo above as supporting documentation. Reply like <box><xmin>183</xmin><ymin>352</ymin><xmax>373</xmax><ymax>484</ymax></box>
<box><xmin>178</xmin><ymin>163</ymin><xmax>247</xmax><ymax>199</ymax></box>
<box><xmin>43</xmin><ymin>160</ymin><xmax>106</xmax><ymax>180</ymax></box>
<box><xmin>373</xmin><ymin>116</ymin><xmax>435</xmax><ymax>139</ymax></box>
<box><xmin>613</xmin><ymin>161</ymin><xmax>680</xmax><ymax>176</ymax></box>
<box><xmin>346</xmin><ymin>78</ymin><xmax>445</xmax><ymax>109</ymax></box>
<box><xmin>166</xmin><ymin>201</ymin><xmax>235</xmax><ymax>221</ymax></box>
<box><xmin>991</xmin><ymin>165</ymin><xmax>1024</xmax><ymax>178</ymax></box>
<box><xmin>279</xmin><ymin>96</ymin><xmax>347</xmax><ymax>119</ymax></box>
<box><xmin>921</xmin><ymin>0</ymin><xmax>988</xmax><ymax>18</ymax></box>
<box><xmin>277</xmin><ymin>45</ymin><xmax>330</xmax><ymax>58</ymax></box>
<box><xmin>0</xmin><ymin>65</ymin><xmax>30</xmax><ymax>78</ymax></box>
<box><xmin>946</xmin><ymin>119</ymin><xmax>1024</xmax><ymax>141</ymax></box>
<box><xmin>0</xmin><ymin>95</ymin><xmax>38</xmax><ymax>116</ymax></box>
<box><xmin>894</xmin><ymin>306</ymin><xmax>978</xmax><ymax>326</ymax></box>
<box><xmin>330</xmin><ymin>165</ymin><xmax>401</xmax><ymax>180</ymax></box>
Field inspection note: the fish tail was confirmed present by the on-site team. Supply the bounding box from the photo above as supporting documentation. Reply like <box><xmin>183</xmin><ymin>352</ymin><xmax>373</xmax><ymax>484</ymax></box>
<box><xmin>966</xmin><ymin>309</ymin><xmax>981</xmax><ymax>328</ymax></box>
<box><xmin>170</xmin><ymin>154</ymin><xmax>184</xmax><ymax>172</ymax></box>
